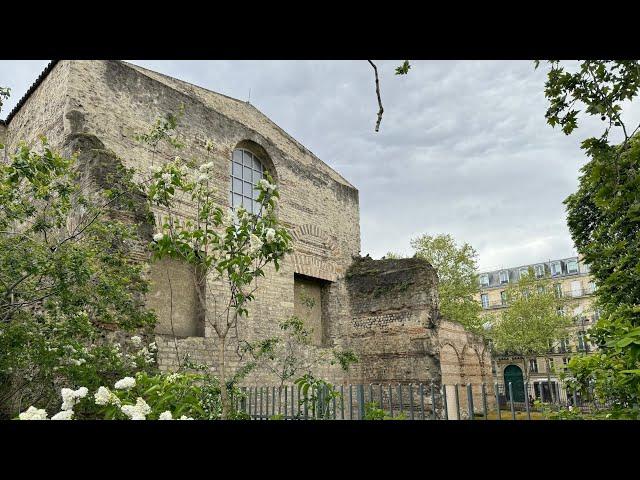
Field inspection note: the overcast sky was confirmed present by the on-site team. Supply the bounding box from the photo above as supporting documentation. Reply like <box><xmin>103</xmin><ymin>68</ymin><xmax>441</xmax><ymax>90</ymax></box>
<box><xmin>2</xmin><ymin>60</ymin><xmax>638</xmax><ymax>271</ymax></box>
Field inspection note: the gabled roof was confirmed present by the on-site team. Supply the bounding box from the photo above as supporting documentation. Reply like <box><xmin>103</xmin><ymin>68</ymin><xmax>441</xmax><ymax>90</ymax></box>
<box><xmin>1</xmin><ymin>60</ymin><xmax>355</xmax><ymax>190</ymax></box>
<box><xmin>0</xmin><ymin>60</ymin><xmax>59</xmax><ymax>126</ymax></box>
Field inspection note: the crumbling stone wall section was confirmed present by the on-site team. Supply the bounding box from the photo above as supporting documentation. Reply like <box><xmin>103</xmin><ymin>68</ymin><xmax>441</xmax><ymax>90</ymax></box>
<box><xmin>437</xmin><ymin>320</ymin><xmax>495</xmax><ymax>418</ymax></box>
<box><xmin>341</xmin><ymin>255</ymin><xmax>444</xmax><ymax>415</ymax></box>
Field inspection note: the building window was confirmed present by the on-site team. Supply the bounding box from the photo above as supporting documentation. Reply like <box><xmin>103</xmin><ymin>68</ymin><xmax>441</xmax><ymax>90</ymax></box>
<box><xmin>559</xmin><ymin>338</ymin><xmax>570</xmax><ymax>353</ymax></box>
<box><xmin>570</xmin><ymin>280</ymin><xmax>582</xmax><ymax>297</ymax></box>
<box><xmin>567</xmin><ymin>259</ymin><xmax>579</xmax><ymax>274</ymax></box>
<box><xmin>587</xmin><ymin>281</ymin><xmax>596</xmax><ymax>294</ymax></box>
<box><xmin>562</xmin><ymin>357</ymin><xmax>569</xmax><ymax>370</ymax></box>
<box><xmin>481</xmin><ymin>293</ymin><xmax>489</xmax><ymax>308</ymax></box>
<box><xmin>500</xmin><ymin>291</ymin><xmax>507</xmax><ymax>305</ymax></box>
<box><xmin>529</xmin><ymin>358</ymin><xmax>538</xmax><ymax>373</ymax></box>
<box><xmin>479</xmin><ymin>274</ymin><xmax>489</xmax><ymax>287</ymax></box>
<box><xmin>577</xmin><ymin>332</ymin><xmax>587</xmax><ymax>352</ymax></box>
<box><xmin>519</xmin><ymin>267</ymin><xmax>530</xmax><ymax>279</ymax></box>
<box><xmin>230</xmin><ymin>148</ymin><xmax>264</xmax><ymax>214</ymax></box>
<box><xmin>536</xmin><ymin>284</ymin><xmax>545</xmax><ymax>294</ymax></box>
<box><xmin>554</xmin><ymin>283</ymin><xmax>563</xmax><ymax>298</ymax></box>
<box><xmin>550</xmin><ymin>261</ymin><xmax>562</xmax><ymax>276</ymax></box>
<box><xmin>534</xmin><ymin>264</ymin><xmax>545</xmax><ymax>278</ymax></box>
<box><xmin>499</xmin><ymin>270</ymin><xmax>509</xmax><ymax>284</ymax></box>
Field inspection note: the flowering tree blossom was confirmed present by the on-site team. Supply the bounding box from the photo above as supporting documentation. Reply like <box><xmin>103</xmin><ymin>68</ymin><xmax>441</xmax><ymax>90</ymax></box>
<box><xmin>139</xmin><ymin>117</ymin><xmax>292</xmax><ymax>418</ymax></box>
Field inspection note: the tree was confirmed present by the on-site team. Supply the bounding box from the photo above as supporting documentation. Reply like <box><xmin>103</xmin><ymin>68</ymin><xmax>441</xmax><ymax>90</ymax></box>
<box><xmin>487</xmin><ymin>268</ymin><xmax>574</xmax><ymax>384</ymax></box>
<box><xmin>0</xmin><ymin>133</ymin><xmax>157</xmax><ymax>417</ymax></box>
<box><xmin>537</xmin><ymin>60</ymin><xmax>640</xmax><ymax>416</ymax></box>
<box><xmin>138</xmin><ymin>114</ymin><xmax>292</xmax><ymax>419</ymax></box>
<box><xmin>410</xmin><ymin>233</ymin><xmax>484</xmax><ymax>335</ymax></box>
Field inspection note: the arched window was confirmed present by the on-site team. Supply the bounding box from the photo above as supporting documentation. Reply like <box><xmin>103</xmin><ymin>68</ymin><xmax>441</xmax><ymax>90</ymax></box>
<box><xmin>230</xmin><ymin>148</ymin><xmax>264</xmax><ymax>214</ymax></box>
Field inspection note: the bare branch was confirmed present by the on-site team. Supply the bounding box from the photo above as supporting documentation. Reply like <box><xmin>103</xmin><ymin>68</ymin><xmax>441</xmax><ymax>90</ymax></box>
<box><xmin>368</xmin><ymin>60</ymin><xmax>384</xmax><ymax>132</ymax></box>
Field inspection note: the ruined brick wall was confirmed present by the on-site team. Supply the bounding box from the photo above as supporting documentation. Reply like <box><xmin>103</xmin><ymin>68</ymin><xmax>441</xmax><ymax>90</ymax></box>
<box><xmin>335</xmin><ymin>256</ymin><xmax>444</xmax><ymax>415</ymax></box>
<box><xmin>437</xmin><ymin>320</ymin><xmax>495</xmax><ymax>418</ymax></box>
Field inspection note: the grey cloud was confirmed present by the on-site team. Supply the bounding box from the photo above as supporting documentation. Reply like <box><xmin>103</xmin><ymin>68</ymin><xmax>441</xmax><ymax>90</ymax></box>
<box><xmin>3</xmin><ymin>59</ymin><xmax>637</xmax><ymax>271</ymax></box>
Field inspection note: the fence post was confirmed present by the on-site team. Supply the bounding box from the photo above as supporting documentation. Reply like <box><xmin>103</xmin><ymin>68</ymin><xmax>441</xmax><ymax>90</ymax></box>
<box><xmin>441</xmin><ymin>384</ymin><xmax>448</xmax><ymax>420</ymax></box>
<box><xmin>378</xmin><ymin>384</ymin><xmax>383</xmax><ymax>410</ymax></box>
<box><xmin>466</xmin><ymin>383</ymin><xmax>474</xmax><ymax>420</ymax></box>
<box><xmin>398</xmin><ymin>384</ymin><xmax>404</xmax><ymax>414</ymax></box>
<box><xmin>340</xmin><ymin>385</ymin><xmax>345</xmax><ymax>420</ymax></box>
<box><xmin>524</xmin><ymin>382</ymin><xmax>531</xmax><ymax>420</ymax></box>
<box><xmin>431</xmin><ymin>382</ymin><xmax>436</xmax><ymax>420</ymax></box>
<box><xmin>454</xmin><ymin>383</ymin><xmax>461</xmax><ymax>420</ymax></box>
<box><xmin>419</xmin><ymin>383</ymin><xmax>425</xmax><ymax>420</ymax></box>
<box><xmin>357</xmin><ymin>384</ymin><xmax>365</xmax><ymax>420</ymax></box>
<box><xmin>409</xmin><ymin>383</ymin><xmax>415</xmax><ymax>420</ymax></box>
<box><xmin>481</xmin><ymin>383</ymin><xmax>488</xmax><ymax>420</ymax></box>
<box><xmin>508</xmin><ymin>382</ymin><xmax>515</xmax><ymax>420</ymax></box>
<box><xmin>494</xmin><ymin>382</ymin><xmax>501</xmax><ymax>420</ymax></box>
<box><xmin>349</xmin><ymin>384</ymin><xmax>353</xmax><ymax>420</ymax></box>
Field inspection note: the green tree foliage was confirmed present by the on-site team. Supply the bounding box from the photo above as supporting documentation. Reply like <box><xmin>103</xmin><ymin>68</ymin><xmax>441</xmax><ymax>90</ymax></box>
<box><xmin>410</xmin><ymin>233</ymin><xmax>483</xmax><ymax>334</ymax></box>
<box><xmin>487</xmin><ymin>269</ymin><xmax>573</xmax><ymax>380</ymax></box>
<box><xmin>537</xmin><ymin>60</ymin><xmax>640</xmax><ymax>416</ymax></box>
<box><xmin>0</xmin><ymin>137</ymin><xmax>156</xmax><ymax>417</ymax></box>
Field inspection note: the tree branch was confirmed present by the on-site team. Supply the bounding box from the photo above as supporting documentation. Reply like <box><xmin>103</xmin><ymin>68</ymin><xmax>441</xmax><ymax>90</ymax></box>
<box><xmin>368</xmin><ymin>60</ymin><xmax>384</xmax><ymax>132</ymax></box>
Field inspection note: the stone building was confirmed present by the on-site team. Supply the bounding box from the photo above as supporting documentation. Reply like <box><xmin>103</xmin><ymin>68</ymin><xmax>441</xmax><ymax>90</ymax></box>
<box><xmin>476</xmin><ymin>256</ymin><xmax>597</xmax><ymax>403</ymax></box>
<box><xmin>1</xmin><ymin>60</ymin><xmax>493</xmax><ymax>417</ymax></box>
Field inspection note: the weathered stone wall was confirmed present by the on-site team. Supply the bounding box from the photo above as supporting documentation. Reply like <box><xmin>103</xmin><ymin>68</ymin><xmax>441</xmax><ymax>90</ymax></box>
<box><xmin>336</xmin><ymin>256</ymin><xmax>444</xmax><ymax>414</ymax></box>
<box><xmin>5</xmin><ymin>61</ymin><xmax>70</xmax><ymax>150</ymax></box>
<box><xmin>50</xmin><ymin>60</ymin><xmax>360</xmax><ymax>385</ymax></box>
<box><xmin>437</xmin><ymin>319</ymin><xmax>495</xmax><ymax>418</ymax></box>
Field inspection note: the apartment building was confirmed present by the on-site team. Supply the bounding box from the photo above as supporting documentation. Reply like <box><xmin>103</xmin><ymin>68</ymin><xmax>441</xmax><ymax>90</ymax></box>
<box><xmin>475</xmin><ymin>256</ymin><xmax>598</xmax><ymax>403</ymax></box>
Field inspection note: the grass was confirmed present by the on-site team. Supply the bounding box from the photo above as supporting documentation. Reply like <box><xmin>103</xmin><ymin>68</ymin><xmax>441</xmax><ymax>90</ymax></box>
<box><xmin>475</xmin><ymin>410</ymin><xmax>546</xmax><ymax>420</ymax></box>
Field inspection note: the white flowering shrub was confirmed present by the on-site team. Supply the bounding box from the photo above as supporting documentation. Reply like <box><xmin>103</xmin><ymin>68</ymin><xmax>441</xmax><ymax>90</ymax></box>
<box><xmin>0</xmin><ymin>131</ymin><xmax>158</xmax><ymax>418</ymax></box>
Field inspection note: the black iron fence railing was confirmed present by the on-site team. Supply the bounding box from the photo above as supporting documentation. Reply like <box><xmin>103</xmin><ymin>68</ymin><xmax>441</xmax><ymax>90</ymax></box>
<box><xmin>229</xmin><ymin>381</ymin><xmax>611</xmax><ymax>420</ymax></box>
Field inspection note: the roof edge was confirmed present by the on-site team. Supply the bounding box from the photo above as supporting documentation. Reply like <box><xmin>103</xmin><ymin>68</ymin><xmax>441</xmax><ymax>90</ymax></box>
<box><xmin>0</xmin><ymin>60</ymin><xmax>59</xmax><ymax>126</ymax></box>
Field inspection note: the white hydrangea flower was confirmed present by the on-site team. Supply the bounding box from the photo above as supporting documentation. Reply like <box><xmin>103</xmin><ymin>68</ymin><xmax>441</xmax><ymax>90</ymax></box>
<box><xmin>51</xmin><ymin>410</ymin><xmax>74</xmax><ymax>420</ymax></box>
<box><xmin>19</xmin><ymin>406</ymin><xmax>48</xmax><ymax>420</ymax></box>
<box><xmin>114</xmin><ymin>377</ymin><xmax>136</xmax><ymax>390</ymax></box>
<box><xmin>161</xmin><ymin>172</ymin><xmax>172</xmax><ymax>184</ymax></box>
<box><xmin>120</xmin><ymin>404</ymin><xmax>146</xmax><ymax>420</ymax></box>
<box><xmin>148</xmin><ymin>342</ymin><xmax>158</xmax><ymax>352</ymax></box>
<box><xmin>94</xmin><ymin>386</ymin><xmax>112</xmax><ymax>406</ymax></box>
<box><xmin>151</xmin><ymin>165</ymin><xmax>162</xmax><ymax>174</ymax></box>
<box><xmin>166</xmin><ymin>373</ymin><xmax>181</xmax><ymax>384</ymax></box>
<box><xmin>130</xmin><ymin>336</ymin><xmax>142</xmax><ymax>347</ymax></box>
<box><xmin>153</xmin><ymin>232</ymin><xmax>164</xmax><ymax>242</ymax></box>
<box><xmin>159</xmin><ymin>411</ymin><xmax>173</xmax><ymax>420</ymax></box>
<box><xmin>60</xmin><ymin>386</ymin><xmax>88</xmax><ymax>411</ymax></box>
<box><xmin>69</xmin><ymin>358</ymin><xmax>86</xmax><ymax>366</ymax></box>
<box><xmin>135</xmin><ymin>397</ymin><xmax>151</xmax><ymax>416</ymax></box>
<box><xmin>179</xmin><ymin>415</ymin><xmax>194</xmax><ymax>420</ymax></box>
<box><xmin>265</xmin><ymin>228</ymin><xmax>276</xmax><ymax>243</ymax></box>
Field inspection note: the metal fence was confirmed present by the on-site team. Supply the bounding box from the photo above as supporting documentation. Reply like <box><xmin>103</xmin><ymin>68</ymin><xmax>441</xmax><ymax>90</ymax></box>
<box><xmin>230</xmin><ymin>381</ymin><xmax>610</xmax><ymax>420</ymax></box>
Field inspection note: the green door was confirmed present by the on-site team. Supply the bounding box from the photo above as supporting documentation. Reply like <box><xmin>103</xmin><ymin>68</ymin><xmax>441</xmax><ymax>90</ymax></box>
<box><xmin>503</xmin><ymin>365</ymin><xmax>525</xmax><ymax>402</ymax></box>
